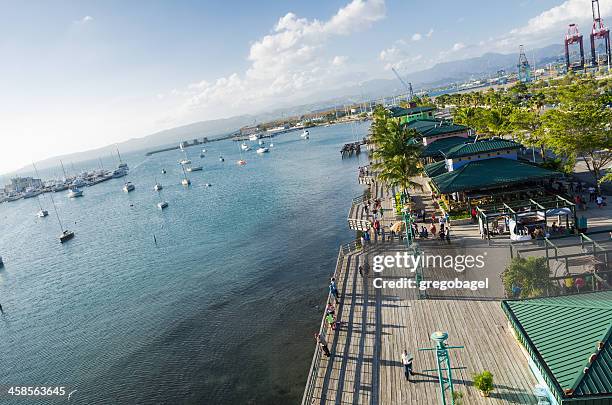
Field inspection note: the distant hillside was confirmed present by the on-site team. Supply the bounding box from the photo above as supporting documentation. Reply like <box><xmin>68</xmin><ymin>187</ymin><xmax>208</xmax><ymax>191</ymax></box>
<box><xmin>13</xmin><ymin>43</ymin><xmax>564</xmax><ymax>174</ymax></box>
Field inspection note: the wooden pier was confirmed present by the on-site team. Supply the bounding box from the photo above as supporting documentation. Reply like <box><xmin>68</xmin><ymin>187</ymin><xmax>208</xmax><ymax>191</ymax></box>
<box><xmin>302</xmin><ymin>243</ymin><xmax>538</xmax><ymax>405</ymax></box>
<box><xmin>341</xmin><ymin>141</ymin><xmax>365</xmax><ymax>158</ymax></box>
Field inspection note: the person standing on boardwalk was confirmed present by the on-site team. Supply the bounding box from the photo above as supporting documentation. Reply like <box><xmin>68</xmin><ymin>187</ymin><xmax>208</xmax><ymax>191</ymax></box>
<box><xmin>330</xmin><ymin>277</ymin><xmax>340</xmax><ymax>303</ymax></box>
<box><xmin>316</xmin><ymin>333</ymin><xmax>331</xmax><ymax>357</ymax></box>
<box><xmin>401</xmin><ymin>350</ymin><xmax>414</xmax><ymax>381</ymax></box>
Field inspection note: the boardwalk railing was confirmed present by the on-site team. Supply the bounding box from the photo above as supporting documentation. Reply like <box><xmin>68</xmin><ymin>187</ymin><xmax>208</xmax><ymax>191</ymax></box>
<box><xmin>301</xmin><ymin>241</ymin><xmax>360</xmax><ymax>405</ymax></box>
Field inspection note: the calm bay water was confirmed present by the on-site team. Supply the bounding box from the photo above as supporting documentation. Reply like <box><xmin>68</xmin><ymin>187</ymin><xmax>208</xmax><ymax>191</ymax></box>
<box><xmin>0</xmin><ymin>123</ymin><xmax>368</xmax><ymax>404</ymax></box>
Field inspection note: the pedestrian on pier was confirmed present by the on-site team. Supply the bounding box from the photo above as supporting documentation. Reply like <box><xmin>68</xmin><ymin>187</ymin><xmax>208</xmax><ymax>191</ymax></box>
<box><xmin>330</xmin><ymin>278</ymin><xmax>341</xmax><ymax>303</ymax></box>
<box><xmin>316</xmin><ymin>333</ymin><xmax>331</xmax><ymax>357</ymax></box>
<box><xmin>379</xmin><ymin>206</ymin><xmax>384</xmax><ymax>218</ymax></box>
<box><xmin>429</xmin><ymin>223</ymin><xmax>437</xmax><ymax>238</ymax></box>
<box><xmin>326</xmin><ymin>302</ymin><xmax>336</xmax><ymax>317</ymax></box>
<box><xmin>401</xmin><ymin>350</ymin><xmax>414</xmax><ymax>381</ymax></box>
<box><xmin>381</xmin><ymin>227</ymin><xmax>386</xmax><ymax>242</ymax></box>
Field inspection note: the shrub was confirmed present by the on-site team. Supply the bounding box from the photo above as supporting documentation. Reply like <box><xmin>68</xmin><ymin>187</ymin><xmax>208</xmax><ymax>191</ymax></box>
<box><xmin>473</xmin><ymin>371</ymin><xmax>494</xmax><ymax>396</ymax></box>
<box><xmin>502</xmin><ymin>257</ymin><xmax>552</xmax><ymax>298</ymax></box>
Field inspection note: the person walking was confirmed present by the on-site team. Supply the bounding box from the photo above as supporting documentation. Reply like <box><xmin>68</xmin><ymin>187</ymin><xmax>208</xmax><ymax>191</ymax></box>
<box><xmin>330</xmin><ymin>277</ymin><xmax>341</xmax><ymax>303</ymax></box>
<box><xmin>380</xmin><ymin>206</ymin><xmax>384</xmax><ymax>218</ymax></box>
<box><xmin>316</xmin><ymin>333</ymin><xmax>331</xmax><ymax>357</ymax></box>
<box><xmin>401</xmin><ymin>350</ymin><xmax>414</xmax><ymax>381</ymax></box>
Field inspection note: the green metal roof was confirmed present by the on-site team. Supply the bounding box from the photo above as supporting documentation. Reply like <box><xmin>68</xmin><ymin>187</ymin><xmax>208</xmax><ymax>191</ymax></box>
<box><xmin>388</xmin><ymin>106</ymin><xmax>435</xmax><ymax>118</ymax></box>
<box><xmin>445</xmin><ymin>139</ymin><xmax>521</xmax><ymax>158</ymax></box>
<box><xmin>406</xmin><ymin>118</ymin><xmax>441</xmax><ymax>131</ymax></box>
<box><xmin>502</xmin><ymin>291</ymin><xmax>612</xmax><ymax>400</ymax></box>
<box><xmin>404</xmin><ymin>118</ymin><xmax>470</xmax><ymax>138</ymax></box>
<box><xmin>421</xmin><ymin>136</ymin><xmax>476</xmax><ymax>158</ymax></box>
<box><xmin>430</xmin><ymin>158</ymin><xmax>559</xmax><ymax>194</ymax></box>
<box><xmin>424</xmin><ymin>160</ymin><xmax>448</xmax><ymax>177</ymax></box>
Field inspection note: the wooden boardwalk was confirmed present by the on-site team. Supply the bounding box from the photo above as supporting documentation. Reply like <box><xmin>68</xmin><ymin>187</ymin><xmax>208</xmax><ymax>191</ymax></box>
<box><xmin>347</xmin><ymin>182</ymin><xmax>399</xmax><ymax>231</ymax></box>
<box><xmin>305</xmin><ymin>244</ymin><xmax>538</xmax><ymax>405</ymax></box>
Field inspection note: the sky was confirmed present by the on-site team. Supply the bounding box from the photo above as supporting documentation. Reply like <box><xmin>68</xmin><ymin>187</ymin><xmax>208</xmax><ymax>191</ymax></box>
<box><xmin>1</xmin><ymin>0</ymin><xmax>610</xmax><ymax>174</ymax></box>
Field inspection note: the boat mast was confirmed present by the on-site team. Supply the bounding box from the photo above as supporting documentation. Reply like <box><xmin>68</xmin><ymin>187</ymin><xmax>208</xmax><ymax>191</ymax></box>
<box><xmin>116</xmin><ymin>145</ymin><xmax>123</xmax><ymax>164</ymax></box>
<box><xmin>48</xmin><ymin>193</ymin><xmax>64</xmax><ymax>233</ymax></box>
<box><xmin>59</xmin><ymin>160</ymin><xmax>68</xmax><ymax>179</ymax></box>
<box><xmin>181</xmin><ymin>164</ymin><xmax>189</xmax><ymax>181</ymax></box>
<box><xmin>32</xmin><ymin>162</ymin><xmax>46</xmax><ymax>211</ymax></box>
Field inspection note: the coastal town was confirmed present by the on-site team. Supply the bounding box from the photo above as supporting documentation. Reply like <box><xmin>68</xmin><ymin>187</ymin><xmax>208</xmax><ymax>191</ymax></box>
<box><xmin>302</xmin><ymin>45</ymin><xmax>612</xmax><ymax>405</ymax></box>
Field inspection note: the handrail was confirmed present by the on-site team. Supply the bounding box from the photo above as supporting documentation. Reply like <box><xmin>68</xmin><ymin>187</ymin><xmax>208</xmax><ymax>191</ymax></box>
<box><xmin>301</xmin><ymin>241</ymin><xmax>360</xmax><ymax>405</ymax></box>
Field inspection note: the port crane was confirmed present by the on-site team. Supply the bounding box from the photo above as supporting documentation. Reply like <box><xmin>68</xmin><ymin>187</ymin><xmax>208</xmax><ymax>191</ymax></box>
<box><xmin>391</xmin><ymin>66</ymin><xmax>414</xmax><ymax>101</ymax></box>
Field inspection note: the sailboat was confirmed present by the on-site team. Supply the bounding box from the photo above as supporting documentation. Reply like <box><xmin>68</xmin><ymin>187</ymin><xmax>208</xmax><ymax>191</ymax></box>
<box><xmin>32</xmin><ymin>163</ymin><xmax>48</xmax><ymax>218</ymax></box>
<box><xmin>156</xmin><ymin>187</ymin><xmax>168</xmax><ymax>210</ymax></box>
<box><xmin>116</xmin><ymin>145</ymin><xmax>129</xmax><ymax>170</ymax></box>
<box><xmin>153</xmin><ymin>177</ymin><xmax>163</xmax><ymax>191</ymax></box>
<box><xmin>36</xmin><ymin>196</ymin><xmax>49</xmax><ymax>217</ymax></box>
<box><xmin>301</xmin><ymin>129</ymin><xmax>310</xmax><ymax>139</ymax></box>
<box><xmin>49</xmin><ymin>193</ymin><xmax>74</xmax><ymax>243</ymax></box>
<box><xmin>180</xmin><ymin>164</ymin><xmax>191</xmax><ymax>186</ymax></box>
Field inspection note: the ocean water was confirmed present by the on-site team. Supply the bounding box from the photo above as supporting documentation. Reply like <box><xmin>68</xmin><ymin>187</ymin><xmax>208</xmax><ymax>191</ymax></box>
<box><xmin>0</xmin><ymin>123</ymin><xmax>368</xmax><ymax>404</ymax></box>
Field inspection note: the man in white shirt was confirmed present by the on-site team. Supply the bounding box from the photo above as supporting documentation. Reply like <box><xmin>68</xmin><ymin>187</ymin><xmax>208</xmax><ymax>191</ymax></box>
<box><xmin>401</xmin><ymin>350</ymin><xmax>414</xmax><ymax>381</ymax></box>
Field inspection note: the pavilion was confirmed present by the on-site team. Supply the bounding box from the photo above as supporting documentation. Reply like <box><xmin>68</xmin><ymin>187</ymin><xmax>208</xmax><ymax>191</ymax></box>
<box><xmin>502</xmin><ymin>291</ymin><xmax>612</xmax><ymax>405</ymax></box>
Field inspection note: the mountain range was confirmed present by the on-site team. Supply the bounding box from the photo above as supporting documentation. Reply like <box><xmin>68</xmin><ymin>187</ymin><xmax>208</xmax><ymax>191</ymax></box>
<box><xmin>17</xmin><ymin>43</ymin><xmax>564</xmax><ymax>174</ymax></box>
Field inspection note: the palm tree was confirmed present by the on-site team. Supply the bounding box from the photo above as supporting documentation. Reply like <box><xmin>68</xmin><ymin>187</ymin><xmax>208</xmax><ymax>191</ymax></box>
<box><xmin>369</xmin><ymin>112</ymin><xmax>423</xmax><ymax>196</ymax></box>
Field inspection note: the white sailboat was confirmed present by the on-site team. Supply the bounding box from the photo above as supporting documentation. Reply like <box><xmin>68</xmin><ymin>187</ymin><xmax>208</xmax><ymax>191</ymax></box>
<box><xmin>49</xmin><ymin>193</ymin><xmax>74</xmax><ymax>243</ymax></box>
<box><xmin>301</xmin><ymin>129</ymin><xmax>310</xmax><ymax>139</ymax></box>
<box><xmin>180</xmin><ymin>164</ymin><xmax>191</xmax><ymax>186</ymax></box>
<box><xmin>240</xmin><ymin>143</ymin><xmax>250</xmax><ymax>151</ymax></box>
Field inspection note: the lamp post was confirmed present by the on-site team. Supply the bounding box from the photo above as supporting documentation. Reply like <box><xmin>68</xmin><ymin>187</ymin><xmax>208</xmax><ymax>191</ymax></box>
<box><xmin>419</xmin><ymin>331</ymin><xmax>465</xmax><ymax>405</ymax></box>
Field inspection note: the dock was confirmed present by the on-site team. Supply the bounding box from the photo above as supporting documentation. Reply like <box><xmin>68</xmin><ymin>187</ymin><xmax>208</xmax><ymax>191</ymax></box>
<box><xmin>302</xmin><ymin>242</ymin><xmax>538</xmax><ymax>405</ymax></box>
<box><xmin>341</xmin><ymin>141</ymin><xmax>365</xmax><ymax>158</ymax></box>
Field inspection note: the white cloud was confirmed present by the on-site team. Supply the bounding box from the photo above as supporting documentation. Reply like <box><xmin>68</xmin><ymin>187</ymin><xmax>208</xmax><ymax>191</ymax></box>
<box><xmin>332</xmin><ymin>55</ymin><xmax>348</xmax><ymax>66</ymax></box>
<box><xmin>175</xmin><ymin>0</ymin><xmax>385</xmax><ymax>120</ymax></box>
<box><xmin>426</xmin><ymin>28</ymin><xmax>434</xmax><ymax>38</ymax></box>
<box><xmin>452</xmin><ymin>42</ymin><xmax>465</xmax><ymax>51</ymax></box>
<box><xmin>75</xmin><ymin>15</ymin><xmax>93</xmax><ymax>24</ymax></box>
<box><xmin>411</xmin><ymin>32</ymin><xmax>422</xmax><ymax>41</ymax></box>
<box><xmin>510</xmin><ymin>0</ymin><xmax>611</xmax><ymax>37</ymax></box>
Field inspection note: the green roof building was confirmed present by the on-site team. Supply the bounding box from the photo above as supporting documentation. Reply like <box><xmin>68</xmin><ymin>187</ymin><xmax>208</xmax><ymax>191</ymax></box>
<box><xmin>430</xmin><ymin>158</ymin><xmax>559</xmax><ymax>194</ymax></box>
<box><xmin>502</xmin><ymin>291</ymin><xmax>612</xmax><ymax>404</ymax></box>
<box><xmin>388</xmin><ymin>106</ymin><xmax>436</xmax><ymax>125</ymax></box>
<box><xmin>404</xmin><ymin>118</ymin><xmax>472</xmax><ymax>145</ymax></box>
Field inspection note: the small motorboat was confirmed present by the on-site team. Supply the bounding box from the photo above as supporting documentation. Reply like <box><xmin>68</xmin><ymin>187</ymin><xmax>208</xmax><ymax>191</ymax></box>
<box><xmin>37</xmin><ymin>209</ymin><xmax>49</xmax><ymax>218</ymax></box>
<box><xmin>179</xmin><ymin>159</ymin><xmax>191</xmax><ymax>165</ymax></box>
<box><xmin>202</xmin><ymin>148</ymin><xmax>207</xmax><ymax>153</ymax></box>
<box><xmin>67</xmin><ymin>187</ymin><xmax>83</xmax><ymax>198</ymax></box>
<box><xmin>154</xmin><ymin>183</ymin><xmax>163</xmax><ymax>191</ymax></box>
<box><xmin>256</xmin><ymin>147</ymin><xmax>269</xmax><ymax>154</ymax></box>
<box><xmin>269</xmin><ymin>143</ymin><xmax>274</xmax><ymax>147</ymax></box>
<box><xmin>301</xmin><ymin>129</ymin><xmax>309</xmax><ymax>139</ymax></box>
<box><xmin>161</xmin><ymin>169</ymin><xmax>167</xmax><ymax>174</ymax></box>
<box><xmin>59</xmin><ymin>230</ymin><xmax>75</xmax><ymax>243</ymax></box>
<box><xmin>157</xmin><ymin>201</ymin><xmax>169</xmax><ymax>210</ymax></box>
<box><xmin>186</xmin><ymin>166</ymin><xmax>203</xmax><ymax>172</ymax></box>
<box><xmin>219</xmin><ymin>156</ymin><xmax>225</xmax><ymax>162</ymax></box>
<box><xmin>249</xmin><ymin>134</ymin><xmax>258</xmax><ymax>141</ymax></box>
<box><xmin>237</xmin><ymin>160</ymin><xmax>247</xmax><ymax>166</ymax></box>
<box><xmin>123</xmin><ymin>182</ymin><xmax>135</xmax><ymax>192</ymax></box>
<box><xmin>205</xmin><ymin>183</ymin><xmax>212</xmax><ymax>187</ymax></box>
<box><xmin>181</xmin><ymin>178</ymin><xmax>191</xmax><ymax>186</ymax></box>
<box><xmin>240</xmin><ymin>143</ymin><xmax>250</xmax><ymax>151</ymax></box>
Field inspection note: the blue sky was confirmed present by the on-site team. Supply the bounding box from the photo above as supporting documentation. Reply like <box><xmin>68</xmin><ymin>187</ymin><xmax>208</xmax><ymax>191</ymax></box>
<box><xmin>0</xmin><ymin>0</ymin><xmax>609</xmax><ymax>173</ymax></box>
